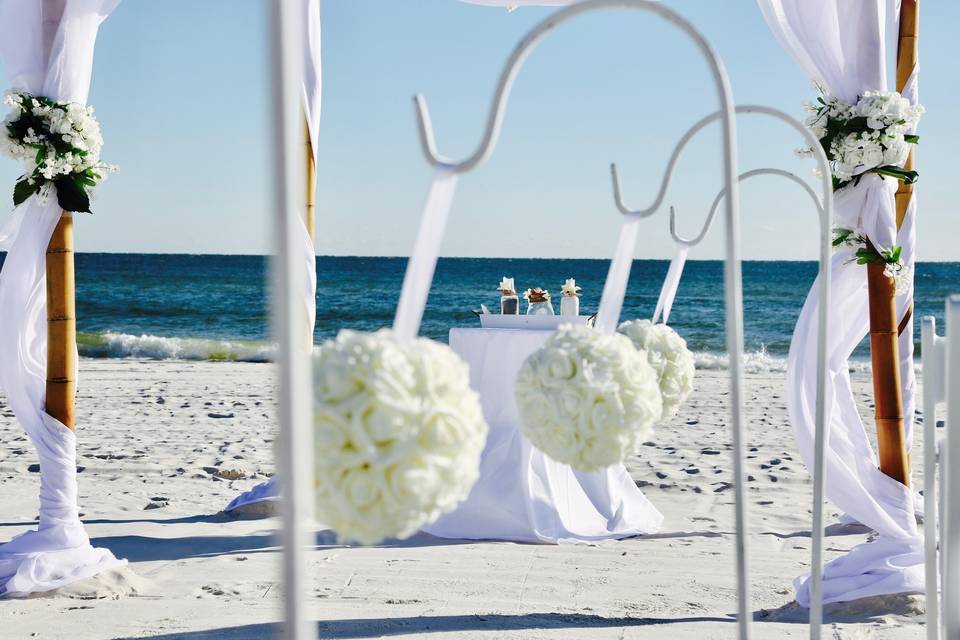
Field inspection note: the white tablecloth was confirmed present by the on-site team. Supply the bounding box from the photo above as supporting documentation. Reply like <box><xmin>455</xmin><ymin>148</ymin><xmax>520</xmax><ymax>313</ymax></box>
<box><xmin>423</xmin><ymin>328</ymin><xmax>663</xmax><ymax>544</ymax></box>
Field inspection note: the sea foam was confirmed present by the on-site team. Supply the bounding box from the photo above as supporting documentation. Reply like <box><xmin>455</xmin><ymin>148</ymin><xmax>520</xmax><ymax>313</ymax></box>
<box><xmin>78</xmin><ymin>332</ymin><xmax>275</xmax><ymax>363</ymax></box>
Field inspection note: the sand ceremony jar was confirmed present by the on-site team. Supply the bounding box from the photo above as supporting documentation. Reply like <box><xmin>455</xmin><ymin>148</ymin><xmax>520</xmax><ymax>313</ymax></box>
<box><xmin>560</xmin><ymin>278</ymin><xmax>581</xmax><ymax>317</ymax></box>
<box><xmin>498</xmin><ymin>277</ymin><xmax>519</xmax><ymax>315</ymax></box>
<box><xmin>524</xmin><ymin>288</ymin><xmax>554</xmax><ymax>315</ymax></box>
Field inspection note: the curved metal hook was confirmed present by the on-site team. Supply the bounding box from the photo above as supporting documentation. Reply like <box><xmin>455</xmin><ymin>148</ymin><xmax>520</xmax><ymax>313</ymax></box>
<box><xmin>613</xmin><ymin>103</ymin><xmax>834</xmax><ymax>634</ymax></box>
<box><xmin>413</xmin><ymin>0</ymin><xmax>732</xmax><ymax>176</ymax></box>
<box><xmin>669</xmin><ymin>168</ymin><xmax>821</xmax><ymax>247</ymax></box>
<box><xmin>611</xmin><ymin>104</ymin><xmax>831</xmax><ymax>224</ymax></box>
<box><xmin>414</xmin><ymin>3</ymin><xmax>749</xmax><ymax>634</ymax></box>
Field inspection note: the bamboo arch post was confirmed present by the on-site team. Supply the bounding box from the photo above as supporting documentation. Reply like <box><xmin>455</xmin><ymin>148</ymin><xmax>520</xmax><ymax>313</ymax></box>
<box><xmin>305</xmin><ymin>117</ymin><xmax>316</xmax><ymax>351</ymax></box>
<box><xmin>412</xmin><ymin>1</ymin><xmax>749</xmax><ymax>635</ymax></box>
<box><xmin>305</xmin><ymin>118</ymin><xmax>316</xmax><ymax>241</ymax></box>
<box><xmin>46</xmin><ymin>212</ymin><xmax>76</xmax><ymax>430</ymax></box>
<box><xmin>611</xmin><ymin>104</ymin><xmax>833</xmax><ymax>638</ymax></box>
<box><xmin>867</xmin><ymin>0</ymin><xmax>918</xmax><ymax>486</ymax></box>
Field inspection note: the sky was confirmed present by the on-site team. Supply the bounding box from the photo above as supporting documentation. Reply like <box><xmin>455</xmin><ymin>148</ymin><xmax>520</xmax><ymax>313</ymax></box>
<box><xmin>0</xmin><ymin>0</ymin><xmax>957</xmax><ymax>260</ymax></box>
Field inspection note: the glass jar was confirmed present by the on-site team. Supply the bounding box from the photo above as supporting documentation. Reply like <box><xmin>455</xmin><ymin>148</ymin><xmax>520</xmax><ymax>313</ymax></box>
<box><xmin>527</xmin><ymin>300</ymin><xmax>555</xmax><ymax>315</ymax></box>
<box><xmin>500</xmin><ymin>293</ymin><xmax>519</xmax><ymax>315</ymax></box>
<box><xmin>560</xmin><ymin>295</ymin><xmax>580</xmax><ymax>317</ymax></box>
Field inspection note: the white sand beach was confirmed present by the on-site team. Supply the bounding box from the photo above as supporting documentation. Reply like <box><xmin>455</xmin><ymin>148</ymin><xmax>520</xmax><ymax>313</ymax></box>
<box><xmin>0</xmin><ymin>360</ymin><xmax>926</xmax><ymax>639</ymax></box>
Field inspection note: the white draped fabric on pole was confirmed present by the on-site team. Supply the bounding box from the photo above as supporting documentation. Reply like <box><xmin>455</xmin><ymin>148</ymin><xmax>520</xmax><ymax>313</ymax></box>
<box><xmin>0</xmin><ymin>0</ymin><xmax>126</xmax><ymax>597</ymax></box>
<box><xmin>225</xmin><ymin>0</ymin><xmax>321</xmax><ymax>514</ymax></box>
<box><xmin>757</xmin><ymin>0</ymin><xmax>923</xmax><ymax>605</ymax></box>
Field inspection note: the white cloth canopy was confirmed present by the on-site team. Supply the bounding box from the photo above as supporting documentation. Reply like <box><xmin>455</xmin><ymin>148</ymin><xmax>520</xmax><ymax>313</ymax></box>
<box><xmin>0</xmin><ymin>0</ymin><xmax>126</xmax><ymax>597</ymax></box>
<box><xmin>757</xmin><ymin>0</ymin><xmax>923</xmax><ymax>605</ymax></box>
<box><xmin>425</xmin><ymin>328</ymin><xmax>663</xmax><ymax>543</ymax></box>
<box><xmin>226</xmin><ymin>0</ymin><xmax>321</xmax><ymax>514</ymax></box>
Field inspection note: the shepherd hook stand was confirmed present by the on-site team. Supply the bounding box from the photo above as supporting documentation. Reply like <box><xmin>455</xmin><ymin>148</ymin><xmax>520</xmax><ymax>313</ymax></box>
<box><xmin>412</xmin><ymin>1</ymin><xmax>752</xmax><ymax>636</ymax></box>
<box><xmin>612</xmin><ymin>104</ymin><xmax>833</xmax><ymax>639</ymax></box>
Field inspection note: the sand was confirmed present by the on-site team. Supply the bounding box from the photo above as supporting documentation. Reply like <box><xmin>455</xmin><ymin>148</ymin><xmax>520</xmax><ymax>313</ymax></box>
<box><xmin>0</xmin><ymin>359</ymin><xmax>927</xmax><ymax>639</ymax></box>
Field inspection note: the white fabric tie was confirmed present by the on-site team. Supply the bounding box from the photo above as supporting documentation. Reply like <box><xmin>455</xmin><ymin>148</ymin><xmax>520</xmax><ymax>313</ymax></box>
<box><xmin>393</xmin><ymin>170</ymin><xmax>460</xmax><ymax>342</ymax></box>
<box><xmin>594</xmin><ymin>215</ymin><xmax>641</xmax><ymax>334</ymax></box>
<box><xmin>652</xmin><ymin>243</ymin><xmax>689</xmax><ymax>326</ymax></box>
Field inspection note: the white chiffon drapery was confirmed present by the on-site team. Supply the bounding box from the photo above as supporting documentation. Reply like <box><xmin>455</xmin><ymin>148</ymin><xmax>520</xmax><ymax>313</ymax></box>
<box><xmin>225</xmin><ymin>0</ymin><xmax>321</xmax><ymax>514</ymax></box>
<box><xmin>757</xmin><ymin>0</ymin><xmax>923</xmax><ymax>604</ymax></box>
<box><xmin>0</xmin><ymin>0</ymin><xmax>126</xmax><ymax>597</ymax></box>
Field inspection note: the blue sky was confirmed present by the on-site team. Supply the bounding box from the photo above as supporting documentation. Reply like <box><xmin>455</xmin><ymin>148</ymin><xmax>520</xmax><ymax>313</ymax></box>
<box><xmin>0</xmin><ymin>0</ymin><xmax>956</xmax><ymax>260</ymax></box>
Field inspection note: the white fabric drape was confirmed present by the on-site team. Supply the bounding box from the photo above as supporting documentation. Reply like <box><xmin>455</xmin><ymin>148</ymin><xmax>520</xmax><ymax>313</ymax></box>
<box><xmin>757</xmin><ymin>0</ymin><xmax>923</xmax><ymax>604</ymax></box>
<box><xmin>226</xmin><ymin>0</ymin><xmax>321</xmax><ymax>514</ymax></box>
<box><xmin>0</xmin><ymin>0</ymin><xmax>126</xmax><ymax>598</ymax></box>
<box><xmin>652</xmin><ymin>243</ymin><xmax>689</xmax><ymax>326</ymax></box>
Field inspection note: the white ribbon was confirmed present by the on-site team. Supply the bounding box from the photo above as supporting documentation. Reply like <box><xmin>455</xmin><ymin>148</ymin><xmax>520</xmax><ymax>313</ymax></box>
<box><xmin>594</xmin><ymin>216</ymin><xmax>641</xmax><ymax>334</ymax></box>
<box><xmin>393</xmin><ymin>170</ymin><xmax>460</xmax><ymax>342</ymax></box>
<box><xmin>652</xmin><ymin>243</ymin><xmax>689</xmax><ymax>326</ymax></box>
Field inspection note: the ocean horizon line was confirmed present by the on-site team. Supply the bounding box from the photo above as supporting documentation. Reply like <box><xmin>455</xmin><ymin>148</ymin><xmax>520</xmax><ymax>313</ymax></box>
<box><xmin>1</xmin><ymin>251</ymin><xmax>958</xmax><ymax>264</ymax></box>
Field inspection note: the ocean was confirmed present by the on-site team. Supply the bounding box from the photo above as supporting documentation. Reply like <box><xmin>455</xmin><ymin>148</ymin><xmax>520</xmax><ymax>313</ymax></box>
<box><xmin>1</xmin><ymin>254</ymin><xmax>957</xmax><ymax>369</ymax></box>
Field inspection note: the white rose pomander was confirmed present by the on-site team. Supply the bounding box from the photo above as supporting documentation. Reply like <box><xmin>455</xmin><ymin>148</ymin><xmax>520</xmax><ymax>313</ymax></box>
<box><xmin>313</xmin><ymin>329</ymin><xmax>488</xmax><ymax>544</ymax></box>
<box><xmin>515</xmin><ymin>325</ymin><xmax>662</xmax><ymax>472</ymax></box>
<box><xmin>617</xmin><ymin>319</ymin><xmax>695</xmax><ymax>419</ymax></box>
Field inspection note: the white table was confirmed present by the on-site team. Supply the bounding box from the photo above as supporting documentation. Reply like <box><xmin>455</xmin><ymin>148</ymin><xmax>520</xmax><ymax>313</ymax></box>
<box><xmin>423</xmin><ymin>328</ymin><xmax>663</xmax><ymax>543</ymax></box>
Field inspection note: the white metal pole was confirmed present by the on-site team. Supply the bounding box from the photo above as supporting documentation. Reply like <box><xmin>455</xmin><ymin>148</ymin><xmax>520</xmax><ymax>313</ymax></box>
<box><xmin>921</xmin><ymin>316</ymin><xmax>942</xmax><ymax>640</ymax></box>
<box><xmin>269</xmin><ymin>1</ymin><xmax>313</xmax><ymax>639</ymax></box>
<box><xmin>943</xmin><ymin>295</ymin><xmax>960</xmax><ymax>638</ymax></box>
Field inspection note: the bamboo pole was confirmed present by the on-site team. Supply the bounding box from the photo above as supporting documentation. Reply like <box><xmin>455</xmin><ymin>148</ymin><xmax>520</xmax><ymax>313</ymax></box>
<box><xmin>305</xmin><ymin>119</ymin><xmax>315</xmax><ymax>241</ymax></box>
<box><xmin>867</xmin><ymin>0</ymin><xmax>918</xmax><ymax>486</ymax></box>
<box><xmin>46</xmin><ymin>212</ymin><xmax>77</xmax><ymax>430</ymax></box>
<box><xmin>305</xmin><ymin>117</ymin><xmax>316</xmax><ymax>352</ymax></box>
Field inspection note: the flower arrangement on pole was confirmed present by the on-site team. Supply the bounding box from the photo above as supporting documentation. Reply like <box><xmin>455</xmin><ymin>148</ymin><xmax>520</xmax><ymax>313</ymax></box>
<box><xmin>2</xmin><ymin>92</ymin><xmax>116</xmax><ymax>213</ymax></box>
<box><xmin>797</xmin><ymin>88</ymin><xmax>923</xmax><ymax>286</ymax></box>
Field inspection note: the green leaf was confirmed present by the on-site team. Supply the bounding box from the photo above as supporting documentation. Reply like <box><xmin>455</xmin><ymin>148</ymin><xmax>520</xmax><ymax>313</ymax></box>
<box><xmin>904</xmin><ymin>134</ymin><xmax>920</xmax><ymax>144</ymax></box>
<box><xmin>13</xmin><ymin>178</ymin><xmax>38</xmax><ymax>206</ymax></box>
<box><xmin>872</xmin><ymin>166</ymin><xmax>920</xmax><ymax>184</ymax></box>
<box><xmin>54</xmin><ymin>177</ymin><xmax>91</xmax><ymax>213</ymax></box>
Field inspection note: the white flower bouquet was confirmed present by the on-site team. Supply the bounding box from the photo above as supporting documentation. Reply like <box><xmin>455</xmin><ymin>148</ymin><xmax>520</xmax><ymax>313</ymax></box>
<box><xmin>799</xmin><ymin>90</ymin><xmax>923</xmax><ymax>189</ymax></box>
<box><xmin>313</xmin><ymin>329</ymin><xmax>488</xmax><ymax>544</ymax></box>
<box><xmin>617</xmin><ymin>319</ymin><xmax>695</xmax><ymax>419</ymax></box>
<box><xmin>515</xmin><ymin>325</ymin><xmax>662</xmax><ymax>472</ymax></box>
<box><xmin>2</xmin><ymin>91</ymin><xmax>116</xmax><ymax>212</ymax></box>
<box><xmin>798</xmin><ymin>89</ymin><xmax>923</xmax><ymax>285</ymax></box>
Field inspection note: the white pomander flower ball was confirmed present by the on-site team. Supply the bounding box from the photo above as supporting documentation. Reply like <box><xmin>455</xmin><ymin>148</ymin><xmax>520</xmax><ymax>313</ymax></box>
<box><xmin>617</xmin><ymin>319</ymin><xmax>695</xmax><ymax>419</ymax></box>
<box><xmin>515</xmin><ymin>325</ymin><xmax>663</xmax><ymax>472</ymax></box>
<box><xmin>313</xmin><ymin>329</ymin><xmax>488</xmax><ymax>545</ymax></box>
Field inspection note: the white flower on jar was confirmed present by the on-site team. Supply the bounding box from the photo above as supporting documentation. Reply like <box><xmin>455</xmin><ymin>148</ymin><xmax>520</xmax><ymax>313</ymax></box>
<box><xmin>561</xmin><ymin>278</ymin><xmax>581</xmax><ymax>297</ymax></box>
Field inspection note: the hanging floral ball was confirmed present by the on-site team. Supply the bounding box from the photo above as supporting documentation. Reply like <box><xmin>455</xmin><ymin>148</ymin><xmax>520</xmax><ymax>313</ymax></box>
<box><xmin>313</xmin><ymin>329</ymin><xmax>488</xmax><ymax>545</ymax></box>
<box><xmin>515</xmin><ymin>325</ymin><xmax>662</xmax><ymax>472</ymax></box>
<box><xmin>617</xmin><ymin>319</ymin><xmax>695</xmax><ymax>419</ymax></box>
